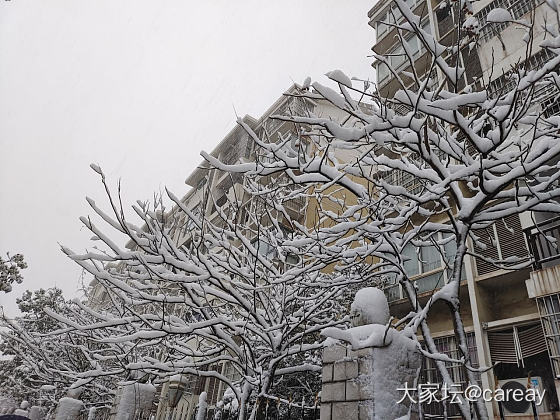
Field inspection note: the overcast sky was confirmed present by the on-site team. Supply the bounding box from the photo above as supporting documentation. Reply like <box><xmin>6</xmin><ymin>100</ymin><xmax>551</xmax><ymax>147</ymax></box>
<box><xmin>0</xmin><ymin>1</ymin><xmax>375</xmax><ymax>316</ymax></box>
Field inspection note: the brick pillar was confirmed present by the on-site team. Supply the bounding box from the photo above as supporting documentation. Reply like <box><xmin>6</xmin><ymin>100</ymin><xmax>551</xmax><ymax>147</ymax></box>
<box><xmin>320</xmin><ymin>333</ymin><xmax>420</xmax><ymax>420</ymax></box>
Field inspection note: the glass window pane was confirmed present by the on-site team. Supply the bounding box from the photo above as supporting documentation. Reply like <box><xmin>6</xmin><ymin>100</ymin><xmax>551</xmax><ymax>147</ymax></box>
<box><xmin>421</xmin><ymin>244</ymin><xmax>441</xmax><ymax>273</ymax></box>
<box><xmin>443</xmin><ymin>234</ymin><xmax>466</xmax><ymax>281</ymax></box>
<box><xmin>422</xmin><ymin>20</ymin><xmax>432</xmax><ymax>34</ymax></box>
<box><xmin>403</xmin><ymin>243</ymin><xmax>419</xmax><ymax>276</ymax></box>
<box><xmin>392</xmin><ymin>6</ymin><xmax>402</xmax><ymax>21</ymax></box>
<box><xmin>406</xmin><ymin>35</ymin><xmax>420</xmax><ymax>57</ymax></box>
<box><xmin>385</xmin><ymin>284</ymin><xmax>401</xmax><ymax>302</ymax></box>
<box><xmin>285</xmin><ymin>253</ymin><xmax>299</xmax><ymax>265</ymax></box>
<box><xmin>416</xmin><ymin>272</ymin><xmax>442</xmax><ymax>293</ymax></box>
<box><xmin>377</xmin><ymin>20</ymin><xmax>389</xmax><ymax>37</ymax></box>
<box><xmin>377</xmin><ymin>62</ymin><xmax>389</xmax><ymax>82</ymax></box>
<box><xmin>390</xmin><ymin>45</ymin><xmax>406</xmax><ymax>68</ymax></box>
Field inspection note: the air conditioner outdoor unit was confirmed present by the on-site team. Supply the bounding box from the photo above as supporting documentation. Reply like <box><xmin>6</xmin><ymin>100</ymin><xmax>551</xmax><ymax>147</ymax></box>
<box><xmin>497</xmin><ymin>377</ymin><xmax>548</xmax><ymax>415</ymax></box>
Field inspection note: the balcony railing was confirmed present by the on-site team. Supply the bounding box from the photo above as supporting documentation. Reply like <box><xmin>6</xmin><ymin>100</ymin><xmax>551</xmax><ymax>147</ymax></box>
<box><xmin>283</xmin><ymin>195</ymin><xmax>306</xmax><ymax>211</ymax></box>
<box><xmin>524</xmin><ymin>215</ymin><xmax>560</xmax><ymax>270</ymax></box>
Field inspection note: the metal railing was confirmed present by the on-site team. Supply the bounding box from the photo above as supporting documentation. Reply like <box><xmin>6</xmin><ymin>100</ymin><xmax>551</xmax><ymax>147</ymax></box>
<box><xmin>524</xmin><ymin>215</ymin><xmax>560</xmax><ymax>269</ymax></box>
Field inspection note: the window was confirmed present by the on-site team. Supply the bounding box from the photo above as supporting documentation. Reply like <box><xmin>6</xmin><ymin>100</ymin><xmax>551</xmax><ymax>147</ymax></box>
<box><xmin>285</xmin><ymin>253</ymin><xmax>300</xmax><ymax>266</ymax></box>
<box><xmin>421</xmin><ymin>19</ymin><xmax>432</xmax><ymax>35</ymax></box>
<box><xmin>184</xmin><ymin>204</ymin><xmax>201</xmax><ymax>232</ymax></box>
<box><xmin>421</xmin><ymin>244</ymin><xmax>441</xmax><ymax>272</ymax></box>
<box><xmin>541</xmin><ymin>89</ymin><xmax>560</xmax><ymax>118</ymax></box>
<box><xmin>403</xmin><ymin>243</ymin><xmax>420</xmax><ymax>277</ymax></box>
<box><xmin>422</xmin><ymin>332</ymin><xmax>479</xmax><ymax>385</ymax></box>
<box><xmin>380</xmin><ymin>166</ymin><xmax>423</xmax><ymax>194</ymax></box>
<box><xmin>252</xmin><ymin>239</ymin><xmax>277</xmax><ymax>259</ymax></box>
<box><xmin>196</xmin><ymin>177</ymin><xmax>207</xmax><ymax>190</ymax></box>
<box><xmin>487</xmin><ymin>324</ymin><xmax>547</xmax><ymax>366</ymax></box>
<box><xmin>376</xmin><ymin>11</ymin><xmax>390</xmax><ymax>38</ymax></box>
<box><xmin>536</xmin><ymin>294</ymin><xmax>560</xmax><ymax>377</ymax></box>
<box><xmin>421</xmin><ymin>332</ymin><xmax>479</xmax><ymax>418</ymax></box>
<box><xmin>377</xmin><ymin>20</ymin><xmax>389</xmax><ymax>38</ymax></box>
<box><xmin>206</xmin><ymin>374</ymin><xmax>221</xmax><ymax>406</ymax></box>
<box><xmin>488</xmin><ymin>49</ymin><xmax>556</xmax><ymax>98</ymax></box>
<box><xmin>391</xmin><ymin>233</ymin><xmax>467</xmax><ymax>299</ymax></box>
<box><xmin>375</xmin><ymin>18</ymin><xmax>430</xmax><ymax>86</ymax></box>
<box><xmin>477</xmin><ymin>0</ymin><xmax>540</xmax><ymax>42</ymax></box>
<box><xmin>392</xmin><ymin>6</ymin><xmax>403</xmax><ymax>22</ymax></box>
<box><xmin>405</xmin><ymin>33</ymin><xmax>420</xmax><ymax>57</ymax></box>
<box><xmin>376</xmin><ymin>62</ymin><xmax>389</xmax><ymax>83</ymax></box>
<box><xmin>223</xmin><ymin>362</ymin><xmax>242</xmax><ymax>382</ymax></box>
<box><xmin>279</xmin><ymin>133</ymin><xmax>307</xmax><ymax>161</ymax></box>
<box><xmin>390</xmin><ymin>45</ymin><xmax>406</xmax><ymax>69</ymax></box>
<box><xmin>374</xmin><ymin>0</ymin><xmax>419</xmax><ymax>41</ymax></box>
<box><xmin>443</xmin><ymin>233</ymin><xmax>467</xmax><ymax>281</ymax></box>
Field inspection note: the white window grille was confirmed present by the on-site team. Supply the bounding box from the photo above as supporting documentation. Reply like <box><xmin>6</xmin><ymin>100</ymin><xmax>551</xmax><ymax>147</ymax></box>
<box><xmin>420</xmin><ymin>332</ymin><xmax>479</xmax><ymax>418</ymax></box>
<box><xmin>536</xmin><ymin>294</ymin><xmax>560</xmax><ymax>377</ymax></box>
<box><xmin>477</xmin><ymin>0</ymin><xmax>542</xmax><ymax>42</ymax></box>
<box><xmin>488</xmin><ymin>48</ymin><xmax>555</xmax><ymax>97</ymax></box>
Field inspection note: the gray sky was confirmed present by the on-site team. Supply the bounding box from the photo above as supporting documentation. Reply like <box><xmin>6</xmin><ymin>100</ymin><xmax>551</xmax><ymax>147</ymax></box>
<box><xmin>0</xmin><ymin>0</ymin><xmax>375</xmax><ymax>316</ymax></box>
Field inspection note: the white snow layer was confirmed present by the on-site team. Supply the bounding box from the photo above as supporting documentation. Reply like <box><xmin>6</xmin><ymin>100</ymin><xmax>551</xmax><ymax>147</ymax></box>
<box><xmin>87</xmin><ymin>406</ymin><xmax>97</xmax><ymax>420</ymax></box>
<box><xmin>196</xmin><ymin>392</ymin><xmax>208</xmax><ymax>420</ymax></box>
<box><xmin>55</xmin><ymin>397</ymin><xmax>83</xmax><ymax>420</ymax></box>
<box><xmin>350</xmin><ymin>287</ymin><xmax>390</xmax><ymax>326</ymax></box>
<box><xmin>486</xmin><ymin>7</ymin><xmax>513</xmax><ymax>22</ymax></box>
<box><xmin>29</xmin><ymin>405</ymin><xmax>44</xmax><ymax>420</ymax></box>
<box><xmin>115</xmin><ymin>383</ymin><xmax>156</xmax><ymax>420</ymax></box>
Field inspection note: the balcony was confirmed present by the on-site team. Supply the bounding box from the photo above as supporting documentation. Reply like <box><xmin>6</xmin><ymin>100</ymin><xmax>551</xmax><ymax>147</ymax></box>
<box><xmin>283</xmin><ymin>195</ymin><xmax>306</xmax><ymax>212</ymax></box>
<box><xmin>524</xmin><ymin>216</ymin><xmax>560</xmax><ymax>300</ymax></box>
<box><xmin>524</xmin><ymin>215</ymin><xmax>560</xmax><ymax>270</ymax></box>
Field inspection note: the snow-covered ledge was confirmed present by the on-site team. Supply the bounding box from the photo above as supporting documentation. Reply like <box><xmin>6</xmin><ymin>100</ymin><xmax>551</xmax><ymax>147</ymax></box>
<box><xmin>320</xmin><ymin>288</ymin><xmax>421</xmax><ymax>420</ymax></box>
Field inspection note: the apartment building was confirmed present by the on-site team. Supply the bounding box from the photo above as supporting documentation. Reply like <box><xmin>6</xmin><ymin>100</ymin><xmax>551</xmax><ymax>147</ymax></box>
<box><xmin>368</xmin><ymin>0</ymin><xmax>560</xmax><ymax>417</ymax></box>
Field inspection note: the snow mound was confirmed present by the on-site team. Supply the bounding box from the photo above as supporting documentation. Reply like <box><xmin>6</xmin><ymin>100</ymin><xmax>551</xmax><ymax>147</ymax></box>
<box><xmin>350</xmin><ymin>287</ymin><xmax>390</xmax><ymax>326</ymax></box>
<box><xmin>324</xmin><ymin>323</ymin><xmax>393</xmax><ymax>348</ymax></box>
<box><xmin>326</xmin><ymin>69</ymin><xmax>353</xmax><ymax>88</ymax></box>
<box><xmin>196</xmin><ymin>391</ymin><xmax>207</xmax><ymax>420</ymax></box>
<box><xmin>486</xmin><ymin>8</ymin><xmax>512</xmax><ymax>23</ymax></box>
<box><xmin>29</xmin><ymin>405</ymin><xmax>44</xmax><ymax>420</ymax></box>
<box><xmin>115</xmin><ymin>383</ymin><xmax>156</xmax><ymax>419</ymax></box>
<box><xmin>55</xmin><ymin>397</ymin><xmax>83</xmax><ymax>420</ymax></box>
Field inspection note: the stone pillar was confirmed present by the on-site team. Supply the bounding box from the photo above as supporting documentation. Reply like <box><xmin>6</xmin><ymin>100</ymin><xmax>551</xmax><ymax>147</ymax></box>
<box><xmin>115</xmin><ymin>383</ymin><xmax>156</xmax><ymax>420</ymax></box>
<box><xmin>321</xmin><ymin>344</ymin><xmax>362</xmax><ymax>419</ymax></box>
<box><xmin>321</xmin><ymin>339</ymin><xmax>420</xmax><ymax>420</ymax></box>
<box><xmin>321</xmin><ymin>288</ymin><xmax>421</xmax><ymax>420</ymax></box>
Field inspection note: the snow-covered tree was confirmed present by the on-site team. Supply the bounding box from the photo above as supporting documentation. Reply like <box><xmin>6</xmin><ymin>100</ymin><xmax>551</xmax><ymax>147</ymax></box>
<box><xmin>0</xmin><ymin>288</ymin><xmax>117</xmax><ymax>416</ymax></box>
<box><xmin>43</xmin><ymin>164</ymin><xmax>356</xmax><ymax>420</ymax></box>
<box><xmin>202</xmin><ymin>1</ymin><xmax>560</xmax><ymax>418</ymax></box>
<box><xmin>0</xmin><ymin>253</ymin><xmax>27</xmax><ymax>293</ymax></box>
<box><xmin>7</xmin><ymin>0</ymin><xmax>560</xmax><ymax>418</ymax></box>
